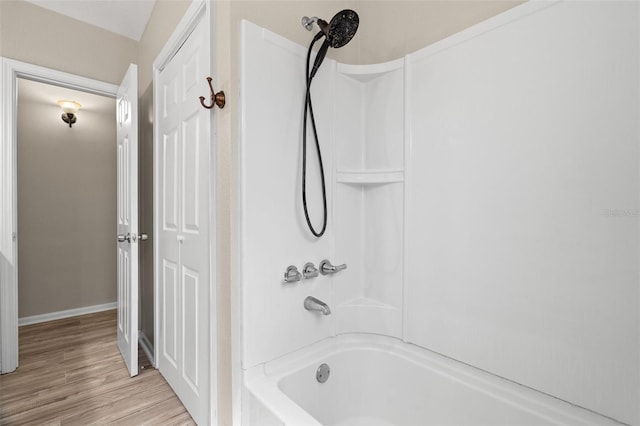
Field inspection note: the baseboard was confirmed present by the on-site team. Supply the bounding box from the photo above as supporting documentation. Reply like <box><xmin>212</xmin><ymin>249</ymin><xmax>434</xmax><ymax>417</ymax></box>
<box><xmin>18</xmin><ymin>302</ymin><xmax>117</xmax><ymax>326</ymax></box>
<box><xmin>139</xmin><ymin>331</ymin><xmax>155</xmax><ymax>366</ymax></box>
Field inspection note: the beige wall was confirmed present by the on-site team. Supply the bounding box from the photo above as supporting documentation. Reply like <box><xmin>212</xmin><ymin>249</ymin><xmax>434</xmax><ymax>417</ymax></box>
<box><xmin>1</xmin><ymin>0</ymin><xmax>136</xmax><ymax>319</ymax></box>
<box><xmin>17</xmin><ymin>79</ymin><xmax>117</xmax><ymax>318</ymax></box>
<box><xmin>0</xmin><ymin>0</ymin><xmax>138</xmax><ymax>85</ymax></box>
<box><xmin>214</xmin><ymin>5</ymin><xmax>233</xmax><ymax>425</ymax></box>
<box><xmin>357</xmin><ymin>1</ymin><xmax>524</xmax><ymax>64</ymax></box>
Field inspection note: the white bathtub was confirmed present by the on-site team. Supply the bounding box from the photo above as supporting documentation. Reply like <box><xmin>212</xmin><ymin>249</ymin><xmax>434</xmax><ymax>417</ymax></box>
<box><xmin>244</xmin><ymin>334</ymin><xmax>621</xmax><ymax>426</ymax></box>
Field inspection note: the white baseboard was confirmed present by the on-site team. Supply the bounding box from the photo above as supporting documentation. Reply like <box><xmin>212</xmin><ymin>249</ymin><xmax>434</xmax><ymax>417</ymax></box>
<box><xmin>18</xmin><ymin>302</ymin><xmax>117</xmax><ymax>326</ymax></box>
<box><xmin>139</xmin><ymin>330</ymin><xmax>155</xmax><ymax>366</ymax></box>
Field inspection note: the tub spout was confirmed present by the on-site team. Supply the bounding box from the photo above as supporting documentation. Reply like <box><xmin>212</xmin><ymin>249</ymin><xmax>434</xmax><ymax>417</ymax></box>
<box><xmin>304</xmin><ymin>296</ymin><xmax>331</xmax><ymax>315</ymax></box>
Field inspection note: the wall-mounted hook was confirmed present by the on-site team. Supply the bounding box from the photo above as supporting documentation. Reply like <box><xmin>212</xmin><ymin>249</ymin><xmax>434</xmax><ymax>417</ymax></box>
<box><xmin>199</xmin><ymin>76</ymin><xmax>225</xmax><ymax>109</ymax></box>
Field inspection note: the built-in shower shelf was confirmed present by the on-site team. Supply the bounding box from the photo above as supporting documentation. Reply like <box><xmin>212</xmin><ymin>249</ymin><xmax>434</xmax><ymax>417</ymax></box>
<box><xmin>337</xmin><ymin>58</ymin><xmax>404</xmax><ymax>83</ymax></box>
<box><xmin>336</xmin><ymin>169</ymin><xmax>404</xmax><ymax>185</ymax></box>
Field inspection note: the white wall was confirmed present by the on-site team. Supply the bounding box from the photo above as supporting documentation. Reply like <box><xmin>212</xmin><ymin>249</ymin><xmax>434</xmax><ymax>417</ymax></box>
<box><xmin>406</xmin><ymin>2</ymin><xmax>639</xmax><ymax>424</ymax></box>
<box><xmin>240</xmin><ymin>1</ymin><xmax>639</xmax><ymax>424</ymax></box>
<box><xmin>240</xmin><ymin>22</ymin><xmax>336</xmax><ymax>369</ymax></box>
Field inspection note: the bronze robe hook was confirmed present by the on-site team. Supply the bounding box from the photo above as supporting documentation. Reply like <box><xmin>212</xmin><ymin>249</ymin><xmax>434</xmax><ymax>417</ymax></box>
<box><xmin>199</xmin><ymin>77</ymin><xmax>225</xmax><ymax>109</ymax></box>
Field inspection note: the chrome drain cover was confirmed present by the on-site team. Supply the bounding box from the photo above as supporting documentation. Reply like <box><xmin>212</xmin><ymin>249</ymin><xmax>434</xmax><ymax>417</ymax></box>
<box><xmin>316</xmin><ymin>363</ymin><xmax>330</xmax><ymax>383</ymax></box>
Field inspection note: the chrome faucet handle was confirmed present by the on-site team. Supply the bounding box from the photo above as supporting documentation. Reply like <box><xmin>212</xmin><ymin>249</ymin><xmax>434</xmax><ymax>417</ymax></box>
<box><xmin>319</xmin><ymin>259</ymin><xmax>347</xmax><ymax>275</ymax></box>
<box><xmin>303</xmin><ymin>262</ymin><xmax>319</xmax><ymax>279</ymax></box>
<box><xmin>284</xmin><ymin>265</ymin><xmax>302</xmax><ymax>283</ymax></box>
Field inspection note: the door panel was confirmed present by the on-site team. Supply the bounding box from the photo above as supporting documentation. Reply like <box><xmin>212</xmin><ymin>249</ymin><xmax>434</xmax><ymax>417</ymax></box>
<box><xmin>182</xmin><ymin>112</ymin><xmax>200</xmax><ymax>232</ymax></box>
<box><xmin>163</xmin><ymin>131</ymin><xmax>179</xmax><ymax>230</ymax></box>
<box><xmin>117</xmin><ymin>247</ymin><xmax>124</xmax><ymax>335</ymax></box>
<box><xmin>162</xmin><ymin>259</ymin><xmax>179</xmax><ymax>368</ymax></box>
<box><xmin>157</xmin><ymin>15</ymin><xmax>210</xmax><ymax>424</ymax></box>
<box><xmin>182</xmin><ymin>267</ymin><xmax>200</xmax><ymax>390</ymax></box>
<box><xmin>116</xmin><ymin>63</ymin><xmax>139</xmax><ymax>377</ymax></box>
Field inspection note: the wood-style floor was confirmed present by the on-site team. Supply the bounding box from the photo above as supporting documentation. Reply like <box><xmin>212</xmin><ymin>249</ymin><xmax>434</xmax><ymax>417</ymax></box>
<box><xmin>0</xmin><ymin>310</ymin><xmax>195</xmax><ymax>425</ymax></box>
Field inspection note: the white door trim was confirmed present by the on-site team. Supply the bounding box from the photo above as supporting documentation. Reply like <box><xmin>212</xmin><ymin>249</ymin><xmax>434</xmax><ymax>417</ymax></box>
<box><xmin>0</xmin><ymin>58</ymin><xmax>118</xmax><ymax>373</ymax></box>
<box><xmin>152</xmin><ymin>0</ymin><xmax>217</xmax><ymax>423</ymax></box>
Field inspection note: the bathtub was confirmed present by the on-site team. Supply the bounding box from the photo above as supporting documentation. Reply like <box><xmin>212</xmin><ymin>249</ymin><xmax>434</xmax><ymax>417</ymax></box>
<box><xmin>244</xmin><ymin>334</ymin><xmax>621</xmax><ymax>426</ymax></box>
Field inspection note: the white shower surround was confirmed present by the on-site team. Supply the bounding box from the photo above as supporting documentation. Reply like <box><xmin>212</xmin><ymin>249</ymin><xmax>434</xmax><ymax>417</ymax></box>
<box><xmin>238</xmin><ymin>1</ymin><xmax>639</xmax><ymax>425</ymax></box>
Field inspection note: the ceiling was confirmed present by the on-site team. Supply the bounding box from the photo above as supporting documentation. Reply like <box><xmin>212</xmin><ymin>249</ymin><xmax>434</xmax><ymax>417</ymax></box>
<box><xmin>24</xmin><ymin>0</ymin><xmax>156</xmax><ymax>41</ymax></box>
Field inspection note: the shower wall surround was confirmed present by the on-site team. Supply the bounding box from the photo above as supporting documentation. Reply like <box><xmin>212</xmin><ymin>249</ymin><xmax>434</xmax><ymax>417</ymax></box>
<box><xmin>333</xmin><ymin>59</ymin><xmax>405</xmax><ymax>337</ymax></box>
<box><xmin>405</xmin><ymin>2</ymin><xmax>638</xmax><ymax>424</ymax></box>
<box><xmin>240</xmin><ymin>22</ymin><xmax>335</xmax><ymax>369</ymax></box>
<box><xmin>239</xmin><ymin>2</ymin><xmax>639</xmax><ymax>424</ymax></box>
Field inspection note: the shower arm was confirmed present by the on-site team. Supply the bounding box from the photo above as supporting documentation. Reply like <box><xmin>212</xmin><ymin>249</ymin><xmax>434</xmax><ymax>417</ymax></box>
<box><xmin>302</xmin><ymin>16</ymin><xmax>319</xmax><ymax>31</ymax></box>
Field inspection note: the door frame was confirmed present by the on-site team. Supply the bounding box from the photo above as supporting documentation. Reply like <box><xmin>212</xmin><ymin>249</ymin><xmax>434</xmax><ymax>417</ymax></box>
<box><xmin>0</xmin><ymin>58</ymin><xmax>118</xmax><ymax>373</ymax></box>
<box><xmin>152</xmin><ymin>0</ymin><xmax>217</xmax><ymax>423</ymax></box>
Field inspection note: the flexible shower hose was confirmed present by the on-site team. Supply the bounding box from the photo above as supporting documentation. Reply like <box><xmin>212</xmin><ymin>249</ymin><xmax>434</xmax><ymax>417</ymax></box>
<box><xmin>302</xmin><ymin>32</ymin><xmax>330</xmax><ymax>238</ymax></box>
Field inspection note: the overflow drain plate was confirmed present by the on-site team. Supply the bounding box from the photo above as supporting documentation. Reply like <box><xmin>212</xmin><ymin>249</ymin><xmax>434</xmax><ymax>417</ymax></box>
<box><xmin>316</xmin><ymin>363</ymin><xmax>330</xmax><ymax>383</ymax></box>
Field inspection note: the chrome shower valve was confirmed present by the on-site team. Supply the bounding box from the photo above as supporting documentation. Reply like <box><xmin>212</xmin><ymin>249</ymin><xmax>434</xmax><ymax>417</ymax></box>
<box><xmin>303</xmin><ymin>262</ymin><xmax>319</xmax><ymax>279</ymax></box>
<box><xmin>284</xmin><ymin>265</ymin><xmax>302</xmax><ymax>283</ymax></box>
<box><xmin>319</xmin><ymin>259</ymin><xmax>347</xmax><ymax>275</ymax></box>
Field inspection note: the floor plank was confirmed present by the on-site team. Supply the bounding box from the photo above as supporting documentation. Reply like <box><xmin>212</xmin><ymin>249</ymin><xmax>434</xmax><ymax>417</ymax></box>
<box><xmin>0</xmin><ymin>310</ymin><xmax>195</xmax><ymax>426</ymax></box>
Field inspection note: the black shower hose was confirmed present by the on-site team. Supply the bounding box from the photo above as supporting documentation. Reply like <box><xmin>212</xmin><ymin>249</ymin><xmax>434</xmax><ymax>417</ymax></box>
<box><xmin>302</xmin><ymin>32</ymin><xmax>331</xmax><ymax>238</ymax></box>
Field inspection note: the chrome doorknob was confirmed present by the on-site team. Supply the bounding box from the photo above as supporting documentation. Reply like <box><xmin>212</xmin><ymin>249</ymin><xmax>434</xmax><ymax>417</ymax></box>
<box><xmin>117</xmin><ymin>234</ymin><xmax>129</xmax><ymax>243</ymax></box>
<box><xmin>139</xmin><ymin>233</ymin><xmax>148</xmax><ymax>241</ymax></box>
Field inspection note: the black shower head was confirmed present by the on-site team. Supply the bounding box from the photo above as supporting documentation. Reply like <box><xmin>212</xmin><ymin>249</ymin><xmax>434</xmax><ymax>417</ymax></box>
<box><xmin>304</xmin><ymin>9</ymin><xmax>360</xmax><ymax>80</ymax></box>
<box><xmin>317</xmin><ymin>9</ymin><xmax>359</xmax><ymax>48</ymax></box>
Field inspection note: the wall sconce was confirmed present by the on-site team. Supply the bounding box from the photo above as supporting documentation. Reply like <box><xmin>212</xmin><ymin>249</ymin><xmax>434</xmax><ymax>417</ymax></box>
<box><xmin>57</xmin><ymin>100</ymin><xmax>82</xmax><ymax>128</ymax></box>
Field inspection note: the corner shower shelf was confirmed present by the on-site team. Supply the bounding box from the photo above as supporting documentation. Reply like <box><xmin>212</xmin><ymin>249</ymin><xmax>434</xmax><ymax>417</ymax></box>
<box><xmin>337</xmin><ymin>58</ymin><xmax>404</xmax><ymax>83</ymax></box>
<box><xmin>336</xmin><ymin>169</ymin><xmax>404</xmax><ymax>185</ymax></box>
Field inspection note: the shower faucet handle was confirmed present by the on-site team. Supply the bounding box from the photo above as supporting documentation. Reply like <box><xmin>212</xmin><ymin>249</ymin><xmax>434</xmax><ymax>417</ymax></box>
<box><xmin>303</xmin><ymin>262</ymin><xmax>319</xmax><ymax>279</ymax></box>
<box><xmin>284</xmin><ymin>265</ymin><xmax>302</xmax><ymax>283</ymax></box>
<box><xmin>319</xmin><ymin>259</ymin><xmax>347</xmax><ymax>275</ymax></box>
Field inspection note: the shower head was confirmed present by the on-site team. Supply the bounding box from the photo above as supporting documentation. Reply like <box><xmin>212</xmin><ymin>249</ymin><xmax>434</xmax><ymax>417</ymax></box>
<box><xmin>303</xmin><ymin>9</ymin><xmax>360</xmax><ymax>81</ymax></box>
<box><xmin>319</xmin><ymin>9</ymin><xmax>359</xmax><ymax>48</ymax></box>
<box><xmin>302</xmin><ymin>9</ymin><xmax>359</xmax><ymax>49</ymax></box>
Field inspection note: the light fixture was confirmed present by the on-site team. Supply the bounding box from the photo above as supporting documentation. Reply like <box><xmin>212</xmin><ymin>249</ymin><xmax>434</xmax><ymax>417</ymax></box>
<box><xmin>57</xmin><ymin>100</ymin><xmax>82</xmax><ymax>127</ymax></box>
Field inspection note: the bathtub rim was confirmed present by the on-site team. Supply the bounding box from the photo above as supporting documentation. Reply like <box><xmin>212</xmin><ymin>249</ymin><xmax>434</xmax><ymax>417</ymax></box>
<box><xmin>244</xmin><ymin>333</ymin><xmax>623</xmax><ymax>426</ymax></box>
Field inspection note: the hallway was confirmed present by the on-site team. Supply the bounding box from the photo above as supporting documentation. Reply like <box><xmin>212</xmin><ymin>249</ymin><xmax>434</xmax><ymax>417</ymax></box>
<box><xmin>0</xmin><ymin>310</ymin><xmax>194</xmax><ymax>425</ymax></box>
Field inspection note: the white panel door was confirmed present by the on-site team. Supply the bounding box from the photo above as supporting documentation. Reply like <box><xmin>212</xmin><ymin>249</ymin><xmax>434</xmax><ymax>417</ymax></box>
<box><xmin>157</xmin><ymin>17</ymin><xmax>210</xmax><ymax>425</ymax></box>
<box><xmin>116</xmin><ymin>63</ymin><xmax>139</xmax><ymax>377</ymax></box>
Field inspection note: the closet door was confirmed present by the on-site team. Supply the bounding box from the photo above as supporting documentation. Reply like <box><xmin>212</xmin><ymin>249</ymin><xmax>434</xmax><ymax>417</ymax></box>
<box><xmin>157</xmin><ymin>17</ymin><xmax>210</xmax><ymax>425</ymax></box>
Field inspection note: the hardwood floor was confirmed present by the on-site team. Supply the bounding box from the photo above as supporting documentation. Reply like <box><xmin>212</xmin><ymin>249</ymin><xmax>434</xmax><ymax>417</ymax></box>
<box><xmin>0</xmin><ymin>310</ymin><xmax>195</xmax><ymax>425</ymax></box>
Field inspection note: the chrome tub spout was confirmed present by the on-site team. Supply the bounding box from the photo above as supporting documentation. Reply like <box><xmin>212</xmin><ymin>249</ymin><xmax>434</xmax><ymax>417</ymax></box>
<box><xmin>304</xmin><ymin>296</ymin><xmax>331</xmax><ymax>315</ymax></box>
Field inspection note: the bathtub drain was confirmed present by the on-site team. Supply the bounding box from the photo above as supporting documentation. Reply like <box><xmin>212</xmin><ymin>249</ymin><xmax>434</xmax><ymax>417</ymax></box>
<box><xmin>316</xmin><ymin>363</ymin><xmax>330</xmax><ymax>383</ymax></box>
